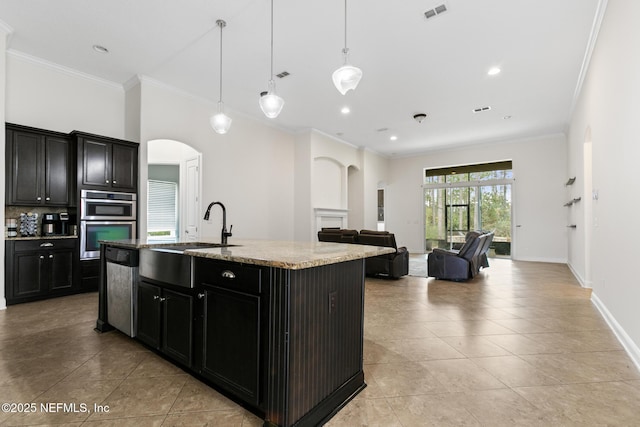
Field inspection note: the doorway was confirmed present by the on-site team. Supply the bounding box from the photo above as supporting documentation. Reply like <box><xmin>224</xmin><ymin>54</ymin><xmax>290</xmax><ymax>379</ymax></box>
<box><xmin>423</xmin><ymin>162</ymin><xmax>513</xmax><ymax>258</ymax></box>
<box><xmin>147</xmin><ymin>140</ymin><xmax>201</xmax><ymax>241</ymax></box>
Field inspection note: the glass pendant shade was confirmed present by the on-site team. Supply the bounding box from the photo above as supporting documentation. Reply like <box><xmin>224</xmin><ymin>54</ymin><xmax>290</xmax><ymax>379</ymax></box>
<box><xmin>332</xmin><ymin>62</ymin><xmax>363</xmax><ymax>95</ymax></box>
<box><xmin>210</xmin><ymin>102</ymin><xmax>232</xmax><ymax>134</ymax></box>
<box><xmin>259</xmin><ymin>81</ymin><xmax>285</xmax><ymax>118</ymax></box>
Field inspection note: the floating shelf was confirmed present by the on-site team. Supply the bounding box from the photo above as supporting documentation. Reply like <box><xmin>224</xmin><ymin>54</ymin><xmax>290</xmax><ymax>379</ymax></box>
<box><xmin>564</xmin><ymin>197</ymin><xmax>582</xmax><ymax>207</ymax></box>
<box><xmin>565</xmin><ymin>177</ymin><xmax>576</xmax><ymax>186</ymax></box>
<box><xmin>567</xmin><ymin>225</ymin><xmax>577</xmax><ymax>228</ymax></box>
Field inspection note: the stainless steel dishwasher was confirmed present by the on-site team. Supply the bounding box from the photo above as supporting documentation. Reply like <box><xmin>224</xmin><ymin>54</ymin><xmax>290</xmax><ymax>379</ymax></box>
<box><xmin>106</xmin><ymin>246</ymin><xmax>139</xmax><ymax>337</ymax></box>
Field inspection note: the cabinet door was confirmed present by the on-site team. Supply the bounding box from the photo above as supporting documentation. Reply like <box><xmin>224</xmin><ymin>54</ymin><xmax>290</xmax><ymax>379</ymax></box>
<box><xmin>201</xmin><ymin>286</ymin><xmax>261</xmax><ymax>405</ymax></box>
<box><xmin>111</xmin><ymin>143</ymin><xmax>137</xmax><ymax>191</ymax></box>
<box><xmin>82</xmin><ymin>138</ymin><xmax>110</xmax><ymax>188</ymax></box>
<box><xmin>162</xmin><ymin>289</ymin><xmax>193</xmax><ymax>367</ymax></box>
<box><xmin>13</xmin><ymin>252</ymin><xmax>46</xmax><ymax>298</ymax></box>
<box><xmin>48</xmin><ymin>249</ymin><xmax>75</xmax><ymax>291</ymax></box>
<box><xmin>44</xmin><ymin>136</ymin><xmax>71</xmax><ymax>205</ymax></box>
<box><xmin>8</xmin><ymin>130</ymin><xmax>43</xmax><ymax>205</ymax></box>
<box><xmin>137</xmin><ymin>281</ymin><xmax>161</xmax><ymax>349</ymax></box>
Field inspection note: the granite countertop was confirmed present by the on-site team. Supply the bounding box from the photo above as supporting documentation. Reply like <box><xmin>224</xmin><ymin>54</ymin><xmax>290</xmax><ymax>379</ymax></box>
<box><xmin>100</xmin><ymin>238</ymin><xmax>395</xmax><ymax>270</ymax></box>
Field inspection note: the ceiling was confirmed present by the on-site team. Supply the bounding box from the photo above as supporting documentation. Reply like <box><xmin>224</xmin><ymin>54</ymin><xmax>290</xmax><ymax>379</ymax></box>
<box><xmin>0</xmin><ymin>0</ymin><xmax>602</xmax><ymax>157</ymax></box>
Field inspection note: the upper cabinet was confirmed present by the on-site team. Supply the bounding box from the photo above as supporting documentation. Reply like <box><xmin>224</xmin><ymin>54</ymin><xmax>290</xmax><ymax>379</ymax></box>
<box><xmin>6</xmin><ymin>124</ymin><xmax>73</xmax><ymax>206</ymax></box>
<box><xmin>74</xmin><ymin>132</ymin><xmax>138</xmax><ymax>192</ymax></box>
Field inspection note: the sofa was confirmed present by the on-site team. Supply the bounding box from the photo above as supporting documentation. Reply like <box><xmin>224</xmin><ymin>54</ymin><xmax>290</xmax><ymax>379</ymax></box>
<box><xmin>317</xmin><ymin>228</ymin><xmax>409</xmax><ymax>279</ymax></box>
<box><xmin>427</xmin><ymin>231</ymin><xmax>494</xmax><ymax>281</ymax></box>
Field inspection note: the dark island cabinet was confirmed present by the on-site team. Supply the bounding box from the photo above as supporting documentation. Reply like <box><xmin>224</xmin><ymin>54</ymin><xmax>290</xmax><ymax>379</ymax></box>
<box><xmin>75</xmin><ymin>132</ymin><xmax>138</xmax><ymax>192</ymax></box>
<box><xmin>193</xmin><ymin>258</ymin><xmax>268</xmax><ymax>408</ymax></box>
<box><xmin>6</xmin><ymin>124</ymin><xmax>72</xmax><ymax>206</ymax></box>
<box><xmin>5</xmin><ymin>239</ymin><xmax>77</xmax><ymax>305</ymax></box>
<box><xmin>137</xmin><ymin>281</ymin><xmax>193</xmax><ymax>367</ymax></box>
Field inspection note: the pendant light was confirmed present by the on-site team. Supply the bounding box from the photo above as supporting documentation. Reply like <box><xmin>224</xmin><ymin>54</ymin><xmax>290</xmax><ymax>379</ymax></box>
<box><xmin>332</xmin><ymin>0</ymin><xmax>362</xmax><ymax>95</ymax></box>
<box><xmin>210</xmin><ymin>19</ymin><xmax>232</xmax><ymax>134</ymax></box>
<box><xmin>259</xmin><ymin>0</ymin><xmax>285</xmax><ymax>118</ymax></box>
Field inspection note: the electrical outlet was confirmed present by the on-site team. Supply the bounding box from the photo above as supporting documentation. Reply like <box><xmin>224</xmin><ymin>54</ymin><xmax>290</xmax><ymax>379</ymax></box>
<box><xmin>328</xmin><ymin>291</ymin><xmax>337</xmax><ymax>314</ymax></box>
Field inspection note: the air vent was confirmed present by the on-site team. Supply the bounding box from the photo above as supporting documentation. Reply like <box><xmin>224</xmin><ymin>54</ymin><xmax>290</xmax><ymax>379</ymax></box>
<box><xmin>276</xmin><ymin>71</ymin><xmax>290</xmax><ymax>78</ymax></box>
<box><xmin>473</xmin><ymin>106</ymin><xmax>492</xmax><ymax>113</ymax></box>
<box><xmin>424</xmin><ymin>3</ymin><xmax>448</xmax><ymax>19</ymax></box>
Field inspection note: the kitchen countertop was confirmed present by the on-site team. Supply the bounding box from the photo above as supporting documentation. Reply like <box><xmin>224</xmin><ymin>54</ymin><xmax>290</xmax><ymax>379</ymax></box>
<box><xmin>100</xmin><ymin>238</ymin><xmax>395</xmax><ymax>270</ymax></box>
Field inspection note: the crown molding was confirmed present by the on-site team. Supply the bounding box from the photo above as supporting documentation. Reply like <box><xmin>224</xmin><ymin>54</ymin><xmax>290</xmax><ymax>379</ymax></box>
<box><xmin>0</xmin><ymin>19</ymin><xmax>14</xmax><ymax>45</ymax></box>
<box><xmin>7</xmin><ymin>49</ymin><xmax>123</xmax><ymax>91</ymax></box>
<box><xmin>567</xmin><ymin>0</ymin><xmax>608</xmax><ymax>124</ymax></box>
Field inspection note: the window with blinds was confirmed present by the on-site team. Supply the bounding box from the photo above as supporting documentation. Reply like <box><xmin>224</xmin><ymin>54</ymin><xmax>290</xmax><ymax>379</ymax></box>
<box><xmin>147</xmin><ymin>180</ymin><xmax>178</xmax><ymax>240</ymax></box>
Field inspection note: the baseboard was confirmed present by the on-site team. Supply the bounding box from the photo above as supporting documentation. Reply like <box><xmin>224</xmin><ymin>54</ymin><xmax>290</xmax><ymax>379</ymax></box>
<box><xmin>0</xmin><ymin>297</ymin><xmax>6</xmax><ymax>310</ymax></box>
<box><xmin>567</xmin><ymin>261</ymin><xmax>590</xmax><ymax>288</ymax></box>
<box><xmin>512</xmin><ymin>256</ymin><xmax>567</xmax><ymax>264</ymax></box>
<box><xmin>591</xmin><ymin>292</ymin><xmax>640</xmax><ymax>373</ymax></box>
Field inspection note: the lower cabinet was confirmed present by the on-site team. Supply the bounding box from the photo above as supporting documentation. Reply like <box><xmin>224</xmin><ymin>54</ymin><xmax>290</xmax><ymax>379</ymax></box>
<box><xmin>199</xmin><ymin>285</ymin><xmax>261</xmax><ymax>406</ymax></box>
<box><xmin>5</xmin><ymin>239</ymin><xmax>77</xmax><ymax>305</ymax></box>
<box><xmin>136</xmin><ymin>281</ymin><xmax>193</xmax><ymax>367</ymax></box>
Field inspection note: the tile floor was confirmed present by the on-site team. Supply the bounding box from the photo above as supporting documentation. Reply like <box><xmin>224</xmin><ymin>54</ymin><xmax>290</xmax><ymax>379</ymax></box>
<box><xmin>1</xmin><ymin>258</ymin><xmax>639</xmax><ymax>426</ymax></box>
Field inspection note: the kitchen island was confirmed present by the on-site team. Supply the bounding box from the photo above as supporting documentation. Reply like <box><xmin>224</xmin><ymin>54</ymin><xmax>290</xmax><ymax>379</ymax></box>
<box><xmin>96</xmin><ymin>238</ymin><xmax>394</xmax><ymax>427</ymax></box>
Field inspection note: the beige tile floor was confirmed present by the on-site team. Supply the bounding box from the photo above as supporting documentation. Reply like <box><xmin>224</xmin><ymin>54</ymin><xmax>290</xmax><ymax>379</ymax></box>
<box><xmin>1</xmin><ymin>258</ymin><xmax>639</xmax><ymax>426</ymax></box>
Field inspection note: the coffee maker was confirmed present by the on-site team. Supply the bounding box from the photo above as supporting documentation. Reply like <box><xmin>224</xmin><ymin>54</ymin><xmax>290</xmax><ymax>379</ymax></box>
<box><xmin>42</xmin><ymin>212</ymin><xmax>69</xmax><ymax>236</ymax></box>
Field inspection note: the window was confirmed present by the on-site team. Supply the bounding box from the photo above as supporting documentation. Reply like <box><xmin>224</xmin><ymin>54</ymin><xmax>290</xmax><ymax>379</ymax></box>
<box><xmin>147</xmin><ymin>180</ymin><xmax>178</xmax><ymax>240</ymax></box>
<box><xmin>424</xmin><ymin>160</ymin><xmax>513</xmax><ymax>184</ymax></box>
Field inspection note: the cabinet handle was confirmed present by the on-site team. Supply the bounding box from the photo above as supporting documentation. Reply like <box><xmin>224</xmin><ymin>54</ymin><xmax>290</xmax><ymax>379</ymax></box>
<box><xmin>106</xmin><ymin>179</ymin><xmax>110</xmax><ymax>184</ymax></box>
<box><xmin>197</xmin><ymin>293</ymin><xmax>205</xmax><ymax>299</ymax></box>
<box><xmin>221</xmin><ymin>270</ymin><xmax>236</xmax><ymax>279</ymax></box>
<box><xmin>113</xmin><ymin>180</ymin><xmax>117</xmax><ymax>184</ymax></box>
<box><xmin>45</xmin><ymin>197</ymin><xmax>51</xmax><ymax>201</ymax></box>
<box><xmin>159</xmin><ymin>297</ymin><xmax>166</xmax><ymax>302</ymax></box>
<box><xmin>36</xmin><ymin>197</ymin><xmax>42</xmax><ymax>201</ymax></box>
<box><xmin>49</xmin><ymin>254</ymin><xmax>54</xmax><ymax>259</ymax></box>
<box><xmin>153</xmin><ymin>295</ymin><xmax>160</xmax><ymax>300</ymax></box>
<box><xmin>40</xmin><ymin>242</ymin><xmax>54</xmax><ymax>247</ymax></box>
<box><xmin>39</xmin><ymin>255</ymin><xmax>45</xmax><ymax>259</ymax></box>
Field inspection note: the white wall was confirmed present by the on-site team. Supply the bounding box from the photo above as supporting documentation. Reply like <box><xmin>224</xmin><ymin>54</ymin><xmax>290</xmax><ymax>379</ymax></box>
<box><xmin>567</xmin><ymin>0</ymin><xmax>640</xmax><ymax>366</ymax></box>
<box><xmin>387</xmin><ymin>134</ymin><xmax>568</xmax><ymax>260</ymax></box>
<box><xmin>0</xmin><ymin>26</ymin><xmax>9</xmax><ymax>310</ymax></box>
<box><xmin>5</xmin><ymin>52</ymin><xmax>125</xmax><ymax>137</ymax></box>
<box><xmin>138</xmin><ymin>78</ymin><xmax>296</xmax><ymax>242</ymax></box>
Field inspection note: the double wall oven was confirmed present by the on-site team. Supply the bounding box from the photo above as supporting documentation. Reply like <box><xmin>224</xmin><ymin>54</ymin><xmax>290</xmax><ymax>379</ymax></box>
<box><xmin>80</xmin><ymin>190</ymin><xmax>137</xmax><ymax>259</ymax></box>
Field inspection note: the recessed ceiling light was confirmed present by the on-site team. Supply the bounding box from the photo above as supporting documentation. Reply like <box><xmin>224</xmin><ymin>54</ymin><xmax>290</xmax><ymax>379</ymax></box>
<box><xmin>341</xmin><ymin>106</ymin><xmax>351</xmax><ymax>114</ymax></box>
<box><xmin>390</xmin><ymin>135</ymin><xmax>398</xmax><ymax>141</ymax></box>
<box><xmin>93</xmin><ymin>44</ymin><xmax>109</xmax><ymax>54</ymax></box>
<box><xmin>488</xmin><ymin>67</ymin><xmax>501</xmax><ymax>76</ymax></box>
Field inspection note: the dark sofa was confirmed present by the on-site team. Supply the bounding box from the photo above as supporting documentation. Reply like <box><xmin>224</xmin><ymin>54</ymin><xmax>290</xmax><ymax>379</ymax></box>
<box><xmin>317</xmin><ymin>228</ymin><xmax>409</xmax><ymax>279</ymax></box>
<box><xmin>427</xmin><ymin>231</ymin><xmax>494</xmax><ymax>281</ymax></box>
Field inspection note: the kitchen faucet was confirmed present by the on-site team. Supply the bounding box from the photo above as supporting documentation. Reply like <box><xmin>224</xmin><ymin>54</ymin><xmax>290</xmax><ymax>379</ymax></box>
<box><xmin>203</xmin><ymin>201</ymin><xmax>233</xmax><ymax>245</ymax></box>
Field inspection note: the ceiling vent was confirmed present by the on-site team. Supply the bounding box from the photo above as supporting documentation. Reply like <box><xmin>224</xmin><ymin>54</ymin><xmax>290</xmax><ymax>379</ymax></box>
<box><xmin>424</xmin><ymin>3</ymin><xmax>448</xmax><ymax>19</ymax></box>
<box><xmin>276</xmin><ymin>71</ymin><xmax>290</xmax><ymax>78</ymax></box>
<box><xmin>473</xmin><ymin>106</ymin><xmax>491</xmax><ymax>113</ymax></box>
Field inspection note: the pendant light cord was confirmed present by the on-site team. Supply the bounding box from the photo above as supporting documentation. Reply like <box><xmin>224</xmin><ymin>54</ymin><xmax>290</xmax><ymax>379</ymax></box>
<box><xmin>218</xmin><ymin>21</ymin><xmax>224</xmax><ymax>103</ymax></box>
<box><xmin>344</xmin><ymin>0</ymin><xmax>348</xmax><ymax>51</ymax></box>
<box><xmin>270</xmin><ymin>0</ymin><xmax>274</xmax><ymax>81</ymax></box>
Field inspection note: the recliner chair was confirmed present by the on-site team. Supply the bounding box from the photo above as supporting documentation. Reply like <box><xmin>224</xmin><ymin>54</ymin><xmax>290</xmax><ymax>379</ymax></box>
<box><xmin>358</xmin><ymin>230</ymin><xmax>409</xmax><ymax>279</ymax></box>
<box><xmin>427</xmin><ymin>231</ymin><xmax>494</xmax><ymax>281</ymax></box>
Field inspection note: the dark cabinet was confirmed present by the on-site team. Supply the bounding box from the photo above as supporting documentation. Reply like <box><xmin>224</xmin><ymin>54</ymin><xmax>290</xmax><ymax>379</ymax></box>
<box><xmin>200</xmin><ymin>285</ymin><xmax>261</xmax><ymax>406</ymax></box>
<box><xmin>193</xmin><ymin>258</ymin><xmax>266</xmax><ymax>407</ymax></box>
<box><xmin>5</xmin><ymin>239</ymin><xmax>77</xmax><ymax>305</ymax></box>
<box><xmin>6</xmin><ymin>125</ymin><xmax>72</xmax><ymax>206</ymax></box>
<box><xmin>137</xmin><ymin>281</ymin><xmax>193</xmax><ymax>367</ymax></box>
<box><xmin>76</xmin><ymin>133</ymin><xmax>138</xmax><ymax>192</ymax></box>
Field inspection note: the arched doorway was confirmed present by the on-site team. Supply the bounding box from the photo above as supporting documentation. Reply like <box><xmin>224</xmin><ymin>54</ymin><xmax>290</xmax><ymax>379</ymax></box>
<box><xmin>147</xmin><ymin>139</ymin><xmax>202</xmax><ymax>241</ymax></box>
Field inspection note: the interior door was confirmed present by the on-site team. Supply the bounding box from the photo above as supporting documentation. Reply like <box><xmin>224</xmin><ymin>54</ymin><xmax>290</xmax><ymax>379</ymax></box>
<box><xmin>184</xmin><ymin>156</ymin><xmax>200</xmax><ymax>241</ymax></box>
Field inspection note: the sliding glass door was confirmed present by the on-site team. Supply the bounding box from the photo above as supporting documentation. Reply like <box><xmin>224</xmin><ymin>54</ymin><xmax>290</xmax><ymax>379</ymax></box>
<box><xmin>424</xmin><ymin>181</ymin><xmax>512</xmax><ymax>257</ymax></box>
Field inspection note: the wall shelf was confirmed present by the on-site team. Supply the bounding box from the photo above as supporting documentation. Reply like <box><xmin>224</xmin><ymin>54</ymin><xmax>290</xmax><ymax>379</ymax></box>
<box><xmin>564</xmin><ymin>197</ymin><xmax>582</xmax><ymax>207</ymax></box>
<box><xmin>565</xmin><ymin>177</ymin><xmax>576</xmax><ymax>186</ymax></box>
